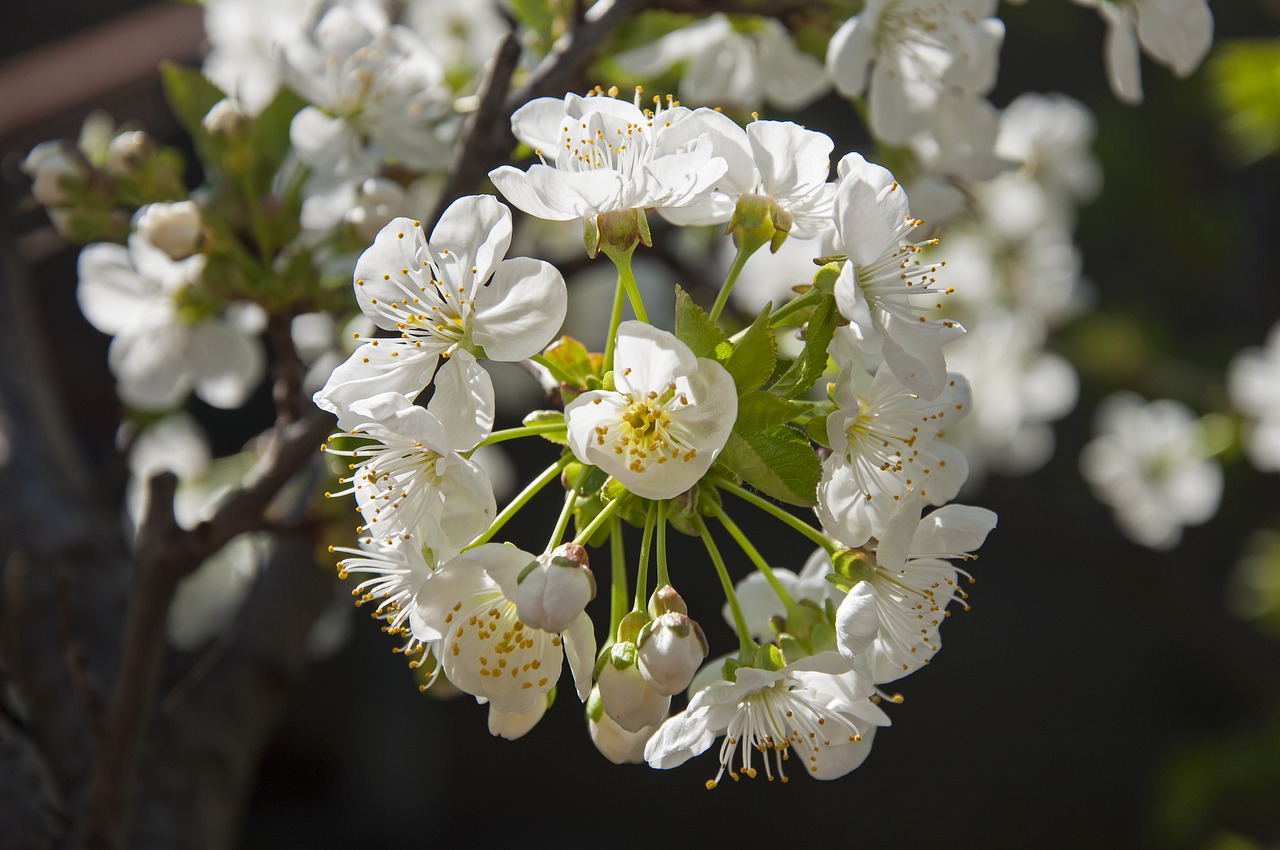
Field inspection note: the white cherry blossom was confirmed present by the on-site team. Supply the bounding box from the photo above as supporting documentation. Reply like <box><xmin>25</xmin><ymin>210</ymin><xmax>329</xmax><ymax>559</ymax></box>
<box><xmin>564</xmin><ymin>322</ymin><xmax>737</xmax><ymax>500</ymax></box>
<box><xmin>1228</xmin><ymin>321</ymin><xmax>1280</xmax><ymax>471</ymax></box>
<box><xmin>832</xmin><ymin>492</ymin><xmax>997</xmax><ymax>683</ymax></box>
<box><xmin>324</xmin><ymin>361</ymin><xmax>495</xmax><ymax>552</ymax></box>
<box><xmin>415</xmin><ymin>543</ymin><xmax>596</xmax><ymax>715</ymax></box>
<box><xmin>488</xmin><ymin>89</ymin><xmax>728</xmax><ymax>223</ymax></box>
<box><xmin>614</xmin><ymin>14</ymin><xmax>829</xmax><ymax>111</ymax></box>
<box><xmin>644</xmin><ymin>652</ymin><xmax>887</xmax><ymax>784</ymax></box>
<box><xmin>77</xmin><ymin>235</ymin><xmax>265</xmax><ymax>411</ymax></box>
<box><xmin>832</xmin><ymin>153</ymin><xmax>964</xmax><ymax>398</ymax></box>
<box><xmin>655</xmin><ymin>115</ymin><xmax>836</xmax><ymax>241</ymax></box>
<box><xmin>313</xmin><ymin>195</ymin><xmax>566</xmax><ymax>424</ymax></box>
<box><xmin>826</xmin><ymin>0</ymin><xmax>1005</xmax><ymax>143</ymax></box>
<box><xmin>1074</xmin><ymin>0</ymin><xmax>1214</xmax><ymax>104</ymax></box>
<box><xmin>816</xmin><ymin>347</ymin><xmax>971</xmax><ymax>548</ymax></box>
<box><xmin>1080</xmin><ymin>392</ymin><xmax>1223</xmax><ymax>550</ymax></box>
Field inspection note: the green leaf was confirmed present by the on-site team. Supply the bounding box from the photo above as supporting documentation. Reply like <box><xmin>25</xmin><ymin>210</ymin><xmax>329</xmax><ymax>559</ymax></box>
<box><xmin>724</xmin><ymin>303</ymin><xmax>776</xmax><ymax>394</ymax></box>
<box><xmin>159</xmin><ymin>63</ymin><xmax>225</xmax><ymax>163</ymax></box>
<box><xmin>1209</xmin><ymin>39</ymin><xmax>1280</xmax><ymax>165</ymax></box>
<box><xmin>522</xmin><ymin>409</ymin><xmax>569</xmax><ymax>445</ymax></box>
<box><xmin>734</xmin><ymin>392</ymin><xmax>809</xmax><ymax>435</ymax></box>
<box><xmin>771</xmin><ymin>294</ymin><xmax>837</xmax><ymax>399</ymax></box>
<box><xmin>249</xmin><ymin>86</ymin><xmax>307</xmax><ymax>189</ymax></box>
<box><xmin>803</xmin><ymin>412</ymin><xmax>832</xmax><ymax>448</ymax></box>
<box><xmin>674</xmin><ymin>285</ymin><xmax>730</xmax><ymax>361</ymax></box>
<box><xmin>542</xmin><ymin>335</ymin><xmax>601</xmax><ymax>386</ymax></box>
<box><xmin>717</xmin><ymin>426</ymin><xmax>821</xmax><ymax>507</ymax></box>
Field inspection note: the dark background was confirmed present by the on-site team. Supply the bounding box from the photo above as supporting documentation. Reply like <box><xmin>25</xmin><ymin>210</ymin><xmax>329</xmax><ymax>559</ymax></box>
<box><xmin>3</xmin><ymin>2</ymin><xmax>1279</xmax><ymax>848</ymax></box>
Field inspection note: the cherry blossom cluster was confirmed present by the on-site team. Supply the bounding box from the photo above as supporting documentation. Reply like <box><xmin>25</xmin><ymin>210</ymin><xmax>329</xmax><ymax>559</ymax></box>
<box><xmin>22</xmin><ymin>0</ymin><xmax>1239</xmax><ymax>793</ymax></box>
<box><xmin>317</xmin><ymin>87</ymin><xmax>997</xmax><ymax>782</ymax></box>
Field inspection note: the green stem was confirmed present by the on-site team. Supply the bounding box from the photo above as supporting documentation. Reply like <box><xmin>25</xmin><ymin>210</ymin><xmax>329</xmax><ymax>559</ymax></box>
<box><xmin>470</xmin><ymin>422</ymin><xmax>565</xmax><ymax>452</ymax></box>
<box><xmin>571</xmin><ymin>494</ymin><xmax>623</xmax><ymax>546</ymax></box>
<box><xmin>602</xmin><ymin>275</ymin><xmax>626</xmax><ymax>375</ymax></box>
<box><xmin>604</xmin><ymin>246</ymin><xmax>648</xmax><ymax>324</ymax></box>
<box><xmin>655</xmin><ymin>499</ymin><xmax>670</xmax><ymax>589</ymax></box>
<box><xmin>709</xmin><ymin>238</ymin><xmax>757</xmax><ymax>323</ymax></box>
<box><xmin>548</xmin><ymin>485</ymin><xmax>578</xmax><ymax>551</ymax></box>
<box><xmin>633</xmin><ymin>501</ymin><xmax>658</xmax><ymax>611</ymax></box>
<box><xmin>464</xmin><ymin>455</ymin><xmax>570</xmax><ymax>550</ymax></box>
<box><xmin>608</xmin><ymin>517</ymin><xmax>627</xmax><ymax>643</ymax></box>
<box><xmin>717</xmin><ymin>479</ymin><xmax>837</xmax><ymax>554</ymax></box>
<box><xmin>731</xmin><ymin>286</ymin><xmax>825</xmax><ymax>343</ymax></box>
<box><xmin>709</xmin><ymin>502</ymin><xmax>798</xmax><ymax>610</ymax></box>
<box><xmin>693</xmin><ymin>515</ymin><xmax>755</xmax><ymax>657</ymax></box>
<box><xmin>529</xmin><ymin>353</ymin><xmax>575</xmax><ymax>387</ymax></box>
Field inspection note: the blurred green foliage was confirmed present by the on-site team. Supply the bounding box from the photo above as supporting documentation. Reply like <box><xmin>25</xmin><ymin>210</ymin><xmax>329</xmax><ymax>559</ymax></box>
<box><xmin>1209</xmin><ymin>40</ymin><xmax>1280</xmax><ymax>166</ymax></box>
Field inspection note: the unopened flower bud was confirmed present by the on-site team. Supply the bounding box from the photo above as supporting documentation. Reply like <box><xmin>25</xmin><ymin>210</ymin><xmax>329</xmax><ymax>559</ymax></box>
<box><xmin>22</xmin><ymin>141</ymin><xmax>86</xmax><ymax>206</ymax></box>
<box><xmin>586</xmin><ymin>686</ymin><xmax>659</xmax><ymax>763</ymax></box>
<box><xmin>135</xmin><ymin>201</ymin><xmax>204</xmax><ymax>260</ymax></box>
<box><xmin>202</xmin><ymin>98</ymin><xmax>250</xmax><ymax>137</ymax></box>
<box><xmin>647</xmin><ymin>584</ymin><xmax>687</xmax><ymax>617</ymax></box>
<box><xmin>515</xmin><ymin>543</ymin><xmax>595</xmax><ymax>633</ymax></box>
<box><xmin>597</xmin><ymin>641</ymin><xmax>670</xmax><ymax>732</ymax></box>
<box><xmin>636</xmin><ymin>611</ymin><xmax>709</xmax><ymax>696</ymax></box>
<box><xmin>106</xmin><ymin>130</ymin><xmax>153</xmax><ymax>176</ymax></box>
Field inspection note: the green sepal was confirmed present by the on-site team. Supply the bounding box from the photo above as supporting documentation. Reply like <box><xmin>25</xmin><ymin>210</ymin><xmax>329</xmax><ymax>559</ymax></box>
<box><xmin>751</xmin><ymin>643</ymin><xmax>786</xmax><ymax>671</ymax></box>
<box><xmin>724</xmin><ymin>302</ymin><xmax>776</xmax><ymax>394</ymax></box>
<box><xmin>830</xmin><ymin>547</ymin><xmax>876</xmax><ymax>583</ymax></box>
<box><xmin>770</xmin><ymin>294</ymin><xmax>838</xmax><ymax>399</ymax></box>
<box><xmin>717</xmin><ymin>426</ymin><xmax>822</xmax><ymax>507</ymax></box>
<box><xmin>515</xmin><ymin>558</ymin><xmax>542</xmax><ymax>585</ymax></box>
<box><xmin>523</xmin><ymin>409</ymin><xmax>569</xmax><ymax>445</ymax></box>
<box><xmin>674</xmin><ymin>285</ymin><xmax>731</xmax><ymax>362</ymax></box>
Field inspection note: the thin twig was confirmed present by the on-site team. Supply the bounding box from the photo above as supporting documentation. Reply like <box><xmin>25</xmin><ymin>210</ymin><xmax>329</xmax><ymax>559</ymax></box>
<box><xmin>428</xmin><ymin>31</ymin><xmax>523</xmax><ymax>229</ymax></box>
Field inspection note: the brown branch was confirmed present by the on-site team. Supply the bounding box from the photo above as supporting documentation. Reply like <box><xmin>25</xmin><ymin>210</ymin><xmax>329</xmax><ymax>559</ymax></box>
<box><xmin>426</xmin><ymin>0</ymin><xmax>654</xmax><ymax>227</ymax></box>
<box><xmin>267</xmin><ymin>311</ymin><xmax>308</xmax><ymax>428</ymax></box>
<box><xmin>428</xmin><ymin>31</ymin><xmax>524</xmax><ymax>229</ymax></box>
<box><xmin>73</xmin><ymin>411</ymin><xmax>332</xmax><ymax>850</ymax></box>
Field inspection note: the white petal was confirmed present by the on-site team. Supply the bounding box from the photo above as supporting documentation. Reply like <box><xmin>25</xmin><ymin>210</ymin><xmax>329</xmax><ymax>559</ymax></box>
<box><xmin>471</xmin><ymin>257</ymin><xmax>567</xmax><ymax>361</ymax></box>
<box><xmin>426</xmin><ymin>350</ymin><xmax>494</xmax><ymax>450</ymax></box>
<box><xmin>563</xmin><ymin>612</ymin><xmax>597</xmax><ymax>702</ymax></box>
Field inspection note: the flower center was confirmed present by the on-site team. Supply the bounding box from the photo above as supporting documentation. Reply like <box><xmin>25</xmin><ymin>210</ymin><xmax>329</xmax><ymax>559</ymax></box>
<box><xmin>611</xmin><ymin>384</ymin><xmax>697</xmax><ymax>475</ymax></box>
<box><xmin>707</xmin><ymin>681</ymin><xmax>862</xmax><ymax>788</ymax></box>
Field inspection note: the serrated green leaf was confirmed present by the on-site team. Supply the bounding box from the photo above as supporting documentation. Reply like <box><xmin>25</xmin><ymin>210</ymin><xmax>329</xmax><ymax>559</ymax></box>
<box><xmin>522</xmin><ymin>409</ymin><xmax>569</xmax><ymax>445</ymax></box>
<box><xmin>725</xmin><ymin>303</ymin><xmax>776</xmax><ymax>394</ymax></box>
<box><xmin>771</xmin><ymin>294</ymin><xmax>837</xmax><ymax>399</ymax></box>
<box><xmin>159</xmin><ymin>63</ymin><xmax>225</xmax><ymax>163</ymax></box>
<box><xmin>734</xmin><ymin>392</ymin><xmax>809</xmax><ymax>435</ymax></box>
<box><xmin>717</xmin><ymin>426</ymin><xmax>821</xmax><ymax>506</ymax></box>
<box><xmin>674</xmin><ymin>285</ymin><xmax>728</xmax><ymax>360</ymax></box>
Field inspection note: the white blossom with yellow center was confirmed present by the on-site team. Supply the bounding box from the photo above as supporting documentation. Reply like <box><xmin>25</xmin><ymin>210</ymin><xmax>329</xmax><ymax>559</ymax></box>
<box><xmin>314</xmin><ymin>195</ymin><xmax>566</xmax><ymax>427</ymax></box>
<box><xmin>564</xmin><ymin>322</ymin><xmax>737</xmax><ymax>500</ymax></box>
<box><xmin>488</xmin><ymin>88</ymin><xmax>728</xmax><ymax>223</ymax></box>
<box><xmin>415</xmin><ymin>543</ymin><xmax>596</xmax><ymax>716</ymax></box>
<box><xmin>832</xmin><ymin>491</ymin><xmax>997</xmax><ymax>683</ymax></box>
<box><xmin>644</xmin><ymin>652</ymin><xmax>887</xmax><ymax>785</ymax></box>
<box><xmin>817</xmin><ymin>337</ymin><xmax>971</xmax><ymax>547</ymax></box>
